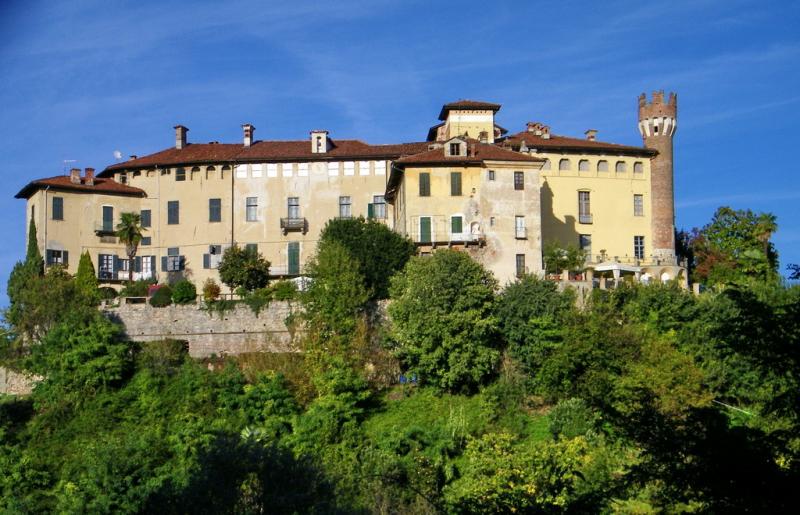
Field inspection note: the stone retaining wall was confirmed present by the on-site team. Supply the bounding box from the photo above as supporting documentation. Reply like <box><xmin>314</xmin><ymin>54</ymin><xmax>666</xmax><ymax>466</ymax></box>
<box><xmin>103</xmin><ymin>301</ymin><xmax>299</xmax><ymax>358</ymax></box>
<box><xmin>0</xmin><ymin>367</ymin><xmax>38</xmax><ymax>395</ymax></box>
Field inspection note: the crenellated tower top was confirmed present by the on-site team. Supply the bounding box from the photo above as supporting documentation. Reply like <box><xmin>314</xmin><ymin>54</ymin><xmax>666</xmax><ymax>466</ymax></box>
<box><xmin>638</xmin><ymin>90</ymin><xmax>677</xmax><ymax>139</ymax></box>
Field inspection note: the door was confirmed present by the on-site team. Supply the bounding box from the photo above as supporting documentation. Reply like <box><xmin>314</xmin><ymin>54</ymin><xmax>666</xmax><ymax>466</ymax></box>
<box><xmin>288</xmin><ymin>242</ymin><xmax>300</xmax><ymax>275</ymax></box>
<box><xmin>419</xmin><ymin>217</ymin><xmax>431</xmax><ymax>243</ymax></box>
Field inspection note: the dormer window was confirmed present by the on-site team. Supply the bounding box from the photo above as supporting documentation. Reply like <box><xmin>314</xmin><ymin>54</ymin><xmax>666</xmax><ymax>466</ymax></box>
<box><xmin>449</xmin><ymin>142</ymin><xmax>461</xmax><ymax>156</ymax></box>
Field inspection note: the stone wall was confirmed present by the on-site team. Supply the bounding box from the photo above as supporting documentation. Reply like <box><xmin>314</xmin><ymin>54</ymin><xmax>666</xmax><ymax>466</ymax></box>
<box><xmin>104</xmin><ymin>301</ymin><xmax>299</xmax><ymax>358</ymax></box>
<box><xmin>0</xmin><ymin>367</ymin><xmax>38</xmax><ymax>395</ymax></box>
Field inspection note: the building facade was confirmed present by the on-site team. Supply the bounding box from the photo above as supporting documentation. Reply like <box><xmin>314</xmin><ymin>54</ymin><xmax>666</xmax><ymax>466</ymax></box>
<box><xmin>15</xmin><ymin>93</ymin><xmax>683</xmax><ymax>287</ymax></box>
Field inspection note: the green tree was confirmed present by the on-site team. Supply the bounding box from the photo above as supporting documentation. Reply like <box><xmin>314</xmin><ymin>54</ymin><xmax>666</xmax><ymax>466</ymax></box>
<box><xmin>542</xmin><ymin>241</ymin><xmax>586</xmax><ymax>274</ymax></box>
<box><xmin>25</xmin><ymin>218</ymin><xmax>43</xmax><ymax>274</ymax></box>
<box><xmin>318</xmin><ymin>217</ymin><xmax>416</xmax><ymax>300</ymax></box>
<box><xmin>690</xmin><ymin>206</ymin><xmax>779</xmax><ymax>285</ymax></box>
<box><xmin>388</xmin><ymin>249</ymin><xmax>500</xmax><ymax>392</ymax></box>
<box><xmin>115</xmin><ymin>212</ymin><xmax>145</xmax><ymax>283</ymax></box>
<box><xmin>218</xmin><ymin>245</ymin><xmax>271</xmax><ymax>292</ymax></box>
<box><xmin>74</xmin><ymin>251</ymin><xmax>100</xmax><ymax>303</ymax></box>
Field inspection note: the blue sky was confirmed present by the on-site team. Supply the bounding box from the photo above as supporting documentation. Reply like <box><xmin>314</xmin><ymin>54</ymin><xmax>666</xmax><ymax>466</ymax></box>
<box><xmin>1</xmin><ymin>0</ymin><xmax>799</xmax><ymax>304</ymax></box>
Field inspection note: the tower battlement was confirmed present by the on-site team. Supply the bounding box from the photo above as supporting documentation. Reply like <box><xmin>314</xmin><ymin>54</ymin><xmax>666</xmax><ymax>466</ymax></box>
<box><xmin>638</xmin><ymin>91</ymin><xmax>677</xmax><ymax>139</ymax></box>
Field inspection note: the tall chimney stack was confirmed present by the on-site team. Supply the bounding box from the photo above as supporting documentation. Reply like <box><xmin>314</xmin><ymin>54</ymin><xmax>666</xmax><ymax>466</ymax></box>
<box><xmin>585</xmin><ymin>129</ymin><xmax>597</xmax><ymax>141</ymax></box>
<box><xmin>242</xmin><ymin>124</ymin><xmax>255</xmax><ymax>147</ymax></box>
<box><xmin>175</xmin><ymin>125</ymin><xmax>188</xmax><ymax>150</ymax></box>
<box><xmin>70</xmin><ymin>168</ymin><xmax>81</xmax><ymax>184</ymax></box>
<box><xmin>84</xmin><ymin>168</ymin><xmax>95</xmax><ymax>186</ymax></box>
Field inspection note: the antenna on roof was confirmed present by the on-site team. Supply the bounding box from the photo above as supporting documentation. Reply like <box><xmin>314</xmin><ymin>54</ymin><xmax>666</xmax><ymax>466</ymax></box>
<box><xmin>62</xmin><ymin>159</ymin><xmax>76</xmax><ymax>174</ymax></box>
<box><xmin>113</xmin><ymin>150</ymin><xmax>123</xmax><ymax>160</ymax></box>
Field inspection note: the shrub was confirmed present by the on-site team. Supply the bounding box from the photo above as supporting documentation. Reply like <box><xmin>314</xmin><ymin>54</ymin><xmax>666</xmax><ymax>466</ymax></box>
<box><xmin>202</xmin><ymin>278</ymin><xmax>221</xmax><ymax>302</ymax></box>
<box><xmin>98</xmin><ymin>287</ymin><xmax>118</xmax><ymax>300</ymax></box>
<box><xmin>243</xmin><ymin>288</ymin><xmax>272</xmax><ymax>316</ymax></box>
<box><xmin>171</xmin><ymin>279</ymin><xmax>197</xmax><ymax>304</ymax></box>
<box><xmin>548</xmin><ymin>398</ymin><xmax>599</xmax><ymax>439</ymax></box>
<box><xmin>270</xmin><ymin>280</ymin><xmax>298</xmax><ymax>301</ymax></box>
<box><xmin>149</xmin><ymin>285</ymin><xmax>173</xmax><ymax>307</ymax></box>
<box><xmin>218</xmin><ymin>245</ymin><xmax>271</xmax><ymax>292</ymax></box>
<box><xmin>120</xmin><ymin>279</ymin><xmax>156</xmax><ymax>298</ymax></box>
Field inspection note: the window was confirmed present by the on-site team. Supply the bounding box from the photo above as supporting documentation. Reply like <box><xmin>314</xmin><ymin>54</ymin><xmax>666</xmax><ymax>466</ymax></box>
<box><xmin>451</xmin><ymin>215</ymin><xmax>463</xmax><ymax>236</ymax></box>
<box><xmin>578</xmin><ymin>191</ymin><xmax>592</xmax><ymax>224</ymax></box>
<box><xmin>487</xmin><ymin>170</ymin><xmax>495</xmax><ymax>181</ymax></box>
<box><xmin>102</xmin><ymin>205</ymin><xmax>114</xmax><ymax>232</ymax></box>
<box><xmin>490</xmin><ymin>216</ymin><xmax>496</xmax><ymax>227</ymax></box>
<box><xmin>287</xmin><ymin>197</ymin><xmax>300</xmax><ymax>219</ymax></box>
<box><xmin>139</xmin><ymin>256</ymin><xmax>154</xmax><ymax>279</ymax></box>
<box><xmin>419</xmin><ymin>216</ymin><xmax>432</xmax><ymax>243</ymax></box>
<box><xmin>370</xmin><ymin>195</ymin><xmax>387</xmax><ymax>219</ymax></box>
<box><xmin>579</xmin><ymin>234</ymin><xmax>592</xmax><ymax>259</ymax></box>
<box><xmin>634</xmin><ymin>161</ymin><xmax>644</xmax><ymax>174</ymax></box>
<box><xmin>141</xmin><ymin>236</ymin><xmax>152</xmax><ymax>246</ymax></box>
<box><xmin>167</xmin><ymin>201</ymin><xmax>179</xmax><ymax>225</ymax></box>
<box><xmin>616</xmin><ymin>161</ymin><xmax>626</xmax><ymax>173</ymax></box>
<box><xmin>597</xmin><ymin>160</ymin><xmax>608</xmax><ymax>172</ymax></box>
<box><xmin>634</xmin><ymin>236</ymin><xmax>645</xmax><ymax>259</ymax></box>
<box><xmin>119</xmin><ymin>172</ymin><xmax>127</xmax><ymax>184</ymax></box>
<box><xmin>578</xmin><ymin>159</ymin><xmax>589</xmax><ymax>172</ymax></box>
<box><xmin>51</xmin><ymin>197</ymin><xmax>64</xmax><ymax>220</ymax></box>
<box><xmin>419</xmin><ymin>173</ymin><xmax>430</xmax><ymax>196</ymax></box>
<box><xmin>559</xmin><ymin>158</ymin><xmax>571</xmax><ymax>171</ymax></box>
<box><xmin>204</xmin><ymin>244</ymin><xmax>223</xmax><ymax>269</ymax></box>
<box><xmin>449</xmin><ymin>142</ymin><xmax>461</xmax><ymax>155</ymax></box>
<box><xmin>175</xmin><ymin>168</ymin><xmax>186</xmax><ymax>181</ymax></box>
<box><xmin>288</xmin><ymin>242</ymin><xmax>300</xmax><ymax>275</ymax></box>
<box><xmin>245</xmin><ymin>243</ymin><xmax>258</xmax><ymax>254</ymax></box>
<box><xmin>542</xmin><ymin>159</ymin><xmax>552</xmax><ymax>171</ymax></box>
<box><xmin>516</xmin><ymin>254</ymin><xmax>526</xmax><ymax>278</ymax></box>
<box><xmin>45</xmin><ymin>249</ymin><xmax>68</xmax><ymax>266</ymax></box>
<box><xmin>140</xmin><ymin>209</ymin><xmax>151</xmax><ymax>228</ymax></box>
<box><xmin>209</xmin><ymin>199</ymin><xmax>221</xmax><ymax>222</ymax></box>
<box><xmin>633</xmin><ymin>194</ymin><xmax>644</xmax><ymax>216</ymax></box>
<box><xmin>515</xmin><ymin>216</ymin><xmax>526</xmax><ymax>239</ymax></box>
<box><xmin>246</xmin><ymin>197</ymin><xmax>258</xmax><ymax>222</ymax></box>
<box><xmin>339</xmin><ymin>196</ymin><xmax>352</xmax><ymax>218</ymax></box>
<box><xmin>514</xmin><ymin>171</ymin><xmax>524</xmax><ymax>190</ymax></box>
<box><xmin>165</xmin><ymin>247</ymin><xmax>183</xmax><ymax>272</ymax></box>
<box><xmin>98</xmin><ymin>254</ymin><xmax>114</xmax><ymax>280</ymax></box>
<box><xmin>450</xmin><ymin>172</ymin><xmax>462</xmax><ymax>196</ymax></box>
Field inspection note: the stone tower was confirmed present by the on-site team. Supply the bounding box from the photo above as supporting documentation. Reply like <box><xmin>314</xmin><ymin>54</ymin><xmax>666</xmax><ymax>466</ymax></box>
<box><xmin>638</xmin><ymin>91</ymin><xmax>677</xmax><ymax>260</ymax></box>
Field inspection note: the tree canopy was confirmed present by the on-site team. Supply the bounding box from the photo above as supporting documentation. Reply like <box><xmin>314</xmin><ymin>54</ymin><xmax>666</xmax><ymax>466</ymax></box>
<box><xmin>218</xmin><ymin>245</ymin><xmax>271</xmax><ymax>292</ymax></box>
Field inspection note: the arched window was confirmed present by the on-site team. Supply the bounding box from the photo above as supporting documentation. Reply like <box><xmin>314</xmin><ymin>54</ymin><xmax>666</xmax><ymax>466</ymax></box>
<box><xmin>221</xmin><ymin>165</ymin><xmax>231</xmax><ymax>179</ymax></box>
<box><xmin>190</xmin><ymin>166</ymin><xmax>201</xmax><ymax>180</ymax></box>
<box><xmin>205</xmin><ymin>165</ymin><xmax>216</xmax><ymax>180</ymax></box>
<box><xmin>578</xmin><ymin>159</ymin><xmax>589</xmax><ymax>172</ymax></box>
<box><xmin>633</xmin><ymin>161</ymin><xmax>644</xmax><ymax>174</ymax></box>
<box><xmin>615</xmin><ymin>161</ymin><xmax>626</xmax><ymax>173</ymax></box>
<box><xmin>541</xmin><ymin>159</ymin><xmax>551</xmax><ymax>171</ymax></box>
<box><xmin>597</xmin><ymin>160</ymin><xmax>608</xmax><ymax>172</ymax></box>
<box><xmin>559</xmin><ymin>158</ymin><xmax>571</xmax><ymax>171</ymax></box>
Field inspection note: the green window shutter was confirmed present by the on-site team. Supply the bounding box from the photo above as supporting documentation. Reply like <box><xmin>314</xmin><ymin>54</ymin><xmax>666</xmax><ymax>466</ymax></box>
<box><xmin>245</xmin><ymin>243</ymin><xmax>257</xmax><ymax>254</ymax></box>
<box><xmin>45</xmin><ymin>250</ymin><xmax>53</xmax><ymax>265</ymax></box>
<box><xmin>420</xmin><ymin>217</ymin><xmax>431</xmax><ymax>243</ymax></box>
<box><xmin>288</xmin><ymin>242</ymin><xmax>300</xmax><ymax>275</ymax></box>
<box><xmin>102</xmin><ymin>206</ymin><xmax>113</xmax><ymax>232</ymax></box>
<box><xmin>203</xmin><ymin>254</ymin><xmax>210</xmax><ymax>269</ymax></box>
<box><xmin>367</xmin><ymin>203</ymin><xmax>375</xmax><ymax>219</ymax></box>
<box><xmin>134</xmin><ymin>256</ymin><xmax>142</xmax><ymax>273</ymax></box>
<box><xmin>451</xmin><ymin>216</ymin><xmax>463</xmax><ymax>234</ymax></box>
<box><xmin>450</xmin><ymin>172</ymin><xmax>462</xmax><ymax>196</ymax></box>
<box><xmin>140</xmin><ymin>209</ymin><xmax>151</xmax><ymax>227</ymax></box>
<box><xmin>62</xmin><ymin>250</ymin><xmax>69</xmax><ymax>267</ymax></box>
<box><xmin>167</xmin><ymin>201</ymin><xmax>179</xmax><ymax>224</ymax></box>
<box><xmin>52</xmin><ymin>197</ymin><xmax>63</xmax><ymax>220</ymax></box>
<box><xmin>161</xmin><ymin>256</ymin><xmax>168</xmax><ymax>271</ymax></box>
<box><xmin>419</xmin><ymin>173</ymin><xmax>430</xmax><ymax>196</ymax></box>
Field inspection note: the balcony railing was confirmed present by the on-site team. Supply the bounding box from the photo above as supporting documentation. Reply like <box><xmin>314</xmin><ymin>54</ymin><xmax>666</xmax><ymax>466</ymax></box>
<box><xmin>94</xmin><ymin>222</ymin><xmax>115</xmax><ymax>236</ymax></box>
<box><xmin>579</xmin><ymin>214</ymin><xmax>593</xmax><ymax>224</ymax></box>
<box><xmin>280</xmin><ymin>217</ymin><xmax>308</xmax><ymax>235</ymax></box>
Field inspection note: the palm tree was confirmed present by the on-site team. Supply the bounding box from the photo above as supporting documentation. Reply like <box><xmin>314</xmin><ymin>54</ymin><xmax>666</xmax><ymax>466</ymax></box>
<box><xmin>115</xmin><ymin>212</ymin><xmax>145</xmax><ymax>283</ymax></box>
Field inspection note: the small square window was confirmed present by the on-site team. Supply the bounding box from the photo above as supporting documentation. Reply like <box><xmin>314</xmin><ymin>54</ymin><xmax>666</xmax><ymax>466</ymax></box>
<box><xmin>449</xmin><ymin>142</ymin><xmax>461</xmax><ymax>155</ymax></box>
<box><xmin>175</xmin><ymin>168</ymin><xmax>186</xmax><ymax>181</ymax></box>
<box><xmin>141</xmin><ymin>236</ymin><xmax>152</xmax><ymax>246</ymax></box>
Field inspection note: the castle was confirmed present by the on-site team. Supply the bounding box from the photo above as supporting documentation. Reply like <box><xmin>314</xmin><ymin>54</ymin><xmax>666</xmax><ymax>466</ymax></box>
<box><xmin>15</xmin><ymin>92</ymin><xmax>683</xmax><ymax>287</ymax></box>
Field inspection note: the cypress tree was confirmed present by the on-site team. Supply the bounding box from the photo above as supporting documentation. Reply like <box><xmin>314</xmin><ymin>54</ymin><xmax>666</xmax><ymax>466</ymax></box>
<box><xmin>25</xmin><ymin>218</ymin><xmax>44</xmax><ymax>276</ymax></box>
<box><xmin>75</xmin><ymin>251</ymin><xmax>99</xmax><ymax>303</ymax></box>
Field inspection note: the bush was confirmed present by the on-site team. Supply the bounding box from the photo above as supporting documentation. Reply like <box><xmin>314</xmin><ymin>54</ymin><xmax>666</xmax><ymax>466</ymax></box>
<box><xmin>548</xmin><ymin>398</ymin><xmax>599</xmax><ymax>439</ymax></box>
<box><xmin>202</xmin><ymin>278</ymin><xmax>221</xmax><ymax>302</ymax></box>
<box><xmin>149</xmin><ymin>285</ymin><xmax>173</xmax><ymax>307</ymax></box>
<box><xmin>171</xmin><ymin>279</ymin><xmax>197</xmax><ymax>304</ymax></box>
<box><xmin>270</xmin><ymin>280</ymin><xmax>298</xmax><ymax>301</ymax></box>
<box><xmin>218</xmin><ymin>245</ymin><xmax>271</xmax><ymax>292</ymax></box>
<box><xmin>120</xmin><ymin>279</ymin><xmax>156</xmax><ymax>298</ymax></box>
<box><xmin>98</xmin><ymin>287</ymin><xmax>118</xmax><ymax>300</ymax></box>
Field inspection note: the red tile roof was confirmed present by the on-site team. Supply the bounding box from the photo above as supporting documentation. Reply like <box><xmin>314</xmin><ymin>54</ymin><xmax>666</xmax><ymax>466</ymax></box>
<box><xmin>439</xmin><ymin>99</ymin><xmax>502</xmax><ymax>120</ymax></box>
<box><xmin>500</xmin><ymin>131</ymin><xmax>656</xmax><ymax>156</ymax></box>
<box><xmin>101</xmin><ymin>140</ymin><xmax>432</xmax><ymax>176</ymax></box>
<box><xmin>15</xmin><ymin>175</ymin><xmax>146</xmax><ymax>199</ymax></box>
<box><xmin>394</xmin><ymin>140</ymin><xmax>543</xmax><ymax>166</ymax></box>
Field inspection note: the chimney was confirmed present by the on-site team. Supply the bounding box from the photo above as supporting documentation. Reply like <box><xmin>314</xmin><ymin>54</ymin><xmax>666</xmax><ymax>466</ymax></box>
<box><xmin>310</xmin><ymin>130</ymin><xmax>330</xmax><ymax>153</ymax></box>
<box><xmin>242</xmin><ymin>123</ymin><xmax>255</xmax><ymax>147</ymax></box>
<box><xmin>174</xmin><ymin>125</ymin><xmax>188</xmax><ymax>150</ymax></box>
<box><xmin>70</xmin><ymin>168</ymin><xmax>81</xmax><ymax>184</ymax></box>
<box><xmin>129</xmin><ymin>154</ymin><xmax>138</xmax><ymax>161</ymax></box>
<box><xmin>84</xmin><ymin>168</ymin><xmax>95</xmax><ymax>186</ymax></box>
<box><xmin>585</xmin><ymin>129</ymin><xmax>597</xmax><ymax>141</ymax></box>
<box><xmin>541</xmin><ymin>125</ymin><xmax>551</xmax><ymax>139</ymax></box>
<box><xmin>479</xmin><ymin>130</ymin><xmax>489</xmax><ymax>143</ymax></box>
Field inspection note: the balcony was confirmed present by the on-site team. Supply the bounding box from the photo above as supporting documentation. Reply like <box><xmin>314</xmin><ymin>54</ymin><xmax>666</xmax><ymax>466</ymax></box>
<box><xmin>515</xmin><ymin>227</ymin><xmax>527</xmax><ymax>239</ymax></box>
<box><xmin>94</xmin><ymin>222</ymin><xmax>116</xmax><ymax>236</ymax></box>
<box><xmin>579</xmin><ymin>214</ymin><xmax>593</xmax><ymax>224</ymax></box>
<box><xmin>280</xmin><ymin>217</ymin><xmax>308</xmax><ymax>235</ymax></box>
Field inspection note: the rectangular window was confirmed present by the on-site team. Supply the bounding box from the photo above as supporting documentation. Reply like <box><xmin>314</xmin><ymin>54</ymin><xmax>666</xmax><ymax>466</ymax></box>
<box><xmin>634</xmin><ymin>236</ymin><xmax>645</xmax><ymax>259</ymax></box>
<box><xmin>450</xmin><ymin>172</ymin><xmax>462</xmax><ymax>196</ymax></box>
<box><xmin>246</xmin><ymin>197</ymin><xmax>258</xmax><ymax>222</ymax></box>
<box><xmin>102</xmin><ymin>205</ymin><xmax>114</xmax><ymax>232</ymax></box>
<box><xmin>167</xmin><ymin>201</ymin><xmax>179</xmax><ymax>225</ymax></box>
<box><xmin>450</xmin><ymin>142</ymin><xmax>460</xmax><ymax>155</ymax></box>
<box><xmin>141</xmin><ymin>236</ymin><xmax>152</xmax><ymax>246</ymax></box>
<box><xmin>287</xmin><ymin>197</ymin><xmax>300</xmax><ymax>219</ymax></box>
<box><xmin>514</xmin><ymin>171</ymin><xmax>524</xmax><ymax>190</ymax></box>
<box><xmin>515</xmin><ymin>216</ymin><xmax>526</xmax><ymax>239</ymax></box>
<box><xmin>451</xmin><ymin>215</ymin><xmax>463</xmax><ymax>236</ymax></box>
<box><xmin>488</xmin><ymin>170</ymin><xmax>495</xmax><ymax>181</ymax></box>
<box><xmin>98</xmin><ymin>254</ymin><xmax>114</xmax><ymax>280</ymax></box>
<box><xmin>52</xmin><ymin>197</ymin><xmax>63</xmax><ymax>220</ymax></box>
<box><xmin>166</xmin><ymin>247</ymin><xmax>183</xmax><ymax>271</ymax></box>
<box><xmin>516</xmin><ymin>254</ymin><xmax>526</xmax><ymax>278</ymax></box>
<box><xmin>419</xmin><ymin>216</ymin><xmax>432</xmax><ymax>243</ymax></box>
<box><xmin>288</xmin><ymin>242</ymin><xmax>300</xmax><ymax>275</ymax></box>
<box><xmin>246</xmin><ymin>243</ymin><xmax>258</xmax><ymax>254</ymax></box>
<box><xmin>419</xmin><ymin>172</ymin><xmax>430</xmax><ymax>197</ymax></box>
<box><xmin>370</xmin><ymin>195</ymin><xmax>386</xmax><ymax>219</ymax></box>
<box><xmin>140</xmin><ymin>209</ymin><xmax>151</xmax><ymax>227</ymax></box>
<box><xmin>175</xmin><ymin>168</ymin><xmax>186</xmax><ymax>181</ymax></box>
<box><xmin>578</xmin><ymin>191</ymin><xmax>591</xmax><ymax>224</ymax></box>
<box><xmin>45</xmin><ymin>249</ymin><xmax>67</xmax><ymax>266</ymax></box>
<box><xmin>579</xmin><ymin>234</ymin><xmax>592</xmax><ymax>260</ymax></box>
<box><xmin>339</xmin><ymin>196</ymin><xmax>352</xmax><ymax>218</ymax></box>
<box><xmin>633</xmin><ymin>194</ymin><xmax>644</xmax><ymax>217</ymax></box>
<box><xmin>204</xmin><ymin>244</ymin><xmax>223</xmax><ymax>269</ymax></box>
<box><xmin>209</xmin><ymin>199</ymin><xmax>221</xmax><ymax>222</ymax></box>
